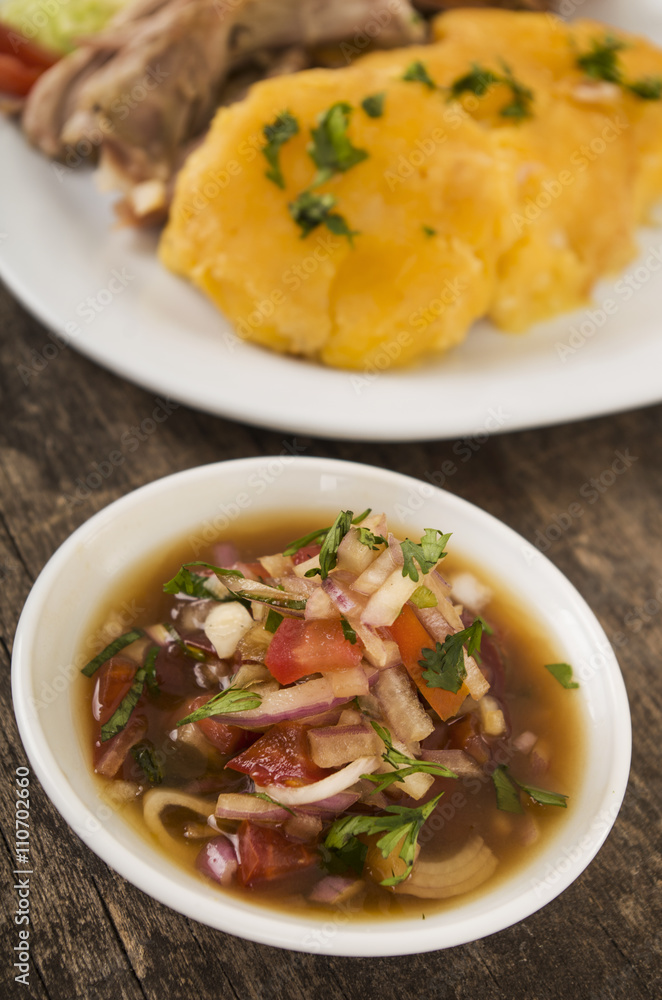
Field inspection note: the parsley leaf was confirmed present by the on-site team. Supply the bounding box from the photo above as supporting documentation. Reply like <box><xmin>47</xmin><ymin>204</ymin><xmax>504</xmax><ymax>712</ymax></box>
<box><xmin>319</xmin><ymin>837</ymin><xmax>368</xmax><ymax>877</ymax></box>
<box><xmin>577</xmin><ymin>35</ymin><xmax>625</xmax><ymax>84</ymax></box>
<box><xmin>499</xmin><ymin>64</ymin><xmax>534</xmax><ymax>120</ymax></box>
<box><xmin>163</xmin><ymin>561</ymin><xmax>244</xmax><ymax>599</ymax></box>
<box><xmin>308</xmin><ymin>102</ymin><xmax>368</xmax><ymax>187</ymax></box>
<box><xmin>264</xmin><ymin>609</ymin><xmax>284</xmax><ymax>634</ymax></box>
<box><xmin>131</xmin><ymin>740</ymin><xmax>164</xmax><ymax>785</ymax></box>
<box><xmin>400</xmin><ymin>528</ymin><xmax>451</xmax><ymax>581</ymax></box>
<box><xmin>402</xmin><ymin>60</ymin><xmax>437</xmax><ymax>90</ymax></box>
<box><xmin>81</xmin><ymin>628</ymin><xmax>144</xmax><ymax>677</ymax></box>
<box><xmin>176</xmin><ymin>687</ymin><xmax>262</xmax><ymax>726</ymax></box>
<box><xmin>410</xmin><ymin>585</ymin><xmax>437</xmax><ymax>609</ymax></box>
<box><xmin>491</xmin><ymin>764</ymin><xmax>523</xmax><ymax>813</ymax></box>
<box><xmin>340</xmin><ymin>615</ymin><xmax>357</xmax><ymax>644</ymax></box>
<box><xmin>262</xmin><ymin>110</ymin><xmax>299</xmax><ymax>188</ymax></box>
<box><xmin>492</xmin><ymin>765</ymin><xmax>568</xmax><ymax>811</ymax></box>
<box><xmin>422</xmin><ymin>225</ymin><xmax>437</xmax><ymax>237</ymax></box>
<box><xmin>143</xmin><ymin>644</ymin><xmax>160</xmax><ymax>695</ymax></box>
<box><xmin>288</xmin><ymin>190</ymin><xmax>358</xmax><ymax>243</ymax></box>
<box><xmin>164</xmin><ymin>623</ymin><xmax>208</xmax><ymax>662</ymax></box>
<box><xmin>361</xmin><ymin>723</ymin><xmax>458</xmax><ymax>795</ymax></box>
<box><xmin>419</xmin><ymin>620</ymin><xmax>483</xmax><ymax>693</ymax></box>
<box><xmin>448</xmin><ymin>63</ymin><xmax>499</xmax><ymax>99</ymax></box>
<box><xmin>627</xmin><ymin>76</ymin><xmax>662</xmax><ymax>100</ymax></box>
<box><xmin>305</xmin><ymin>509</ymin><xmax>354</xmax><ymax>579</ymax></box>
<box><xmin>324</xmin><ymin>793</ymin><xmax>443</xmax><ymax>885</ymax></box>
<box><xmin>355</xmin><ymin>526</ymin><xmax>387</xmax><ymax>550</ymax></box>
<box><xmin>361</xmin><ymin>92</ymin><xmax>386</xmax><ymax>118</ymax></box>
<box><xmin>283</xmin><ymin>510</ymin><xmax>372</xmax><ymax>557</ymax></box>
<box><xmin>544</xmin><ymin>662</ymin><xmax>579</xmax><ymax>689</ymax></box>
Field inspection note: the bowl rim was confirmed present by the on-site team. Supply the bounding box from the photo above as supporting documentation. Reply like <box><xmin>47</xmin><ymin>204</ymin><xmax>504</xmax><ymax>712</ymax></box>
<box><xmin>11</xmin><ymin>456</ymin><xmax>632</xmax><ymax>955</ymax></box>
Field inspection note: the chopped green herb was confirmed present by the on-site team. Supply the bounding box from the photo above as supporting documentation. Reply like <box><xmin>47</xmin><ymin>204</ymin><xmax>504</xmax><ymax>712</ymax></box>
<box><xmin>340</xmin><ymin>616</ymin><xmax>357</xmax><ymax>645</ymax></box>
<box><xmin>81</xmin><ymin>628</ymin><xmax>145</xmax><ymax>677</ymax></box>
<box><xmin>400</xmin><ymin>528</ymin><xmax>451</xmax><ymax>582</ymax></box>
<box><xmin>262</xmin><ymin>110</ymin><xmax>299</xmax><ymax>188</ymax></box>
<box><xmin>319</xmin><ymin>837</ymin><xmax>368</xmax><ymax>877</ymax></box>
<box><xmin>264</xmin><ymin>609</ymin><xmax>284</xmax><ymax>634</ymax></box>
<box><xmin>576</xmin><ymin>35</ymin><xmax>662</xmax><ymax>101</ymax></box>
<box><xmin>492</xmin><ymin>765</ymin><xmax>568</xmax><ymax>811</ymax></box>
<box><xmin>143</xmin><ymin>645</ymin><xmax>160</xmax><ymax>695</ymax></box>
<box><xmin>419</xmin><ymin>619</ymin><xmax>483</xmax><ymax>693</ymax></box>
<box><xmin>422</xmin><ymin>225</ymin><xmax>437</xmax><ymax>237</ymax></box>
<box><xmin>355</xmin><ymin>526</ymin><xmax>387</xmax><ymax>550</ymax></box>
<box><xmin>163</xmin><ymin>561</ymin><xmax>243</xmax><ymax>599</ymax></box>
<box><xmin>499</xmin><ymin>64</ymin><xmax>534</xmax><ymax>120</ymax></box>
<box><xmin>410</xmin><ymin>585</ymin><xmax>437</xmax><ymax>609</ymax></box>
<box><xmin>402</xmin><ymin>60</ymin><xmax>436</xmax><ymax>90</ymax></box>
<box><xmin>491</xmin><ymin>765</ymin><xmax>523</xmax><ymax>814</ymax></box>
<box><xmin>231</xmin><ymin>590</ymin><xmax>306</xmax><ymax>612</ymax></box>
<box><xmin>131</xmin><ymin>740</ymin><xmax>164</xmax><ymax>785</ymax></box>
<box><xmin>284</xmin><ymin>510</ymin><xmax>371</xmax><ymax>557</ymax></box>
<box><xmin>448</xmin><ymin>63</ymin><xmax>499</xmax><ymax>99</ymax></box>
<box><xmin>164</xmin><ymin>623</ymin><xmax>208</xmax><ymax>662</ymax></box>
<box><xmin>324</xmin><ymin>793</ymin><xmax>443</xmax><ymax>885</ymax></box>
<box><xmin>288</xmin><ymin>190</ymin><xmax>358</xmax><ymax>243</ymax></box>
<box><xmin>544</xmin><ymin>662</ymin><xmax>579</xmax><ymax>689</ymax></box>
<box><xmin>176</xmin><ymin>687</ymin><xmax>262</xmax><ymax>726</ymax></box>
<box><xmin>305</xmin><ymin>509</ymin><xmax>354</xmax><ymax>579</ymax></box>
<box><xmin>100</xmin><ymin>664</ymin><xmax>147</xmax><ymax>742</ymax></box>
<box><xmin>308</xmin><ymin>102</ymin><xmax>368</xmax><ymax>187</ymax></box>
<box><xmin>253</xmin><ymin>792</ymin><xmax>296</xmax><ymax>816</ymax></box>
<box><xmin>476</xmin><ymin>614</ymin><xmax>494</xmax><ymax>636</ymax></box>
<box><xmin>361</xmin><ymin>723</ymin><xmax>457</xmax><ymax>795</ymax></box>
<box><xmin>361</xmin><ymin>92</ymin><xmax>386</xmax><ymax>117</ymax></box>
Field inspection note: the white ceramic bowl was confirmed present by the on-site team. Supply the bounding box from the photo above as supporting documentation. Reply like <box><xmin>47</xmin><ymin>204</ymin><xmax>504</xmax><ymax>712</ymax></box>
<box><xmin>12</xmin><ymin>457</ymin><xmax>631</xmax><ymax>955</ymax></box>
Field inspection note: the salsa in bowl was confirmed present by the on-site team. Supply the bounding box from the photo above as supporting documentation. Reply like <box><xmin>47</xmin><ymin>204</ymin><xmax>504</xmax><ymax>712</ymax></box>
<box><xmin>11</xmin><ymin>457</ymin><xmax>630</xmax><ymax>954</ymax></box>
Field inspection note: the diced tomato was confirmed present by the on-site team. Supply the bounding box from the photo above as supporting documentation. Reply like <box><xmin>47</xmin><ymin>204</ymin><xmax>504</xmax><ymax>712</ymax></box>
<box><xmin>388</xmin><ymin>605</ymin><xmax>469</xmax><ymax>722</ymax></box>
<box><xmin>265</xmin><ymin>618</ymin><xmax>363</xmax><ymax>684</ymax></box>
<box><xmin>183</xmin><ymin>695</ymin><xmax>252</xmax><ymax>755</ymax></box>
<box><xmin>0</xmin><ymin>23</ymin><xmax>59</xmax><ymax>68</ymax></box>
<box><xmin>237</xmin><ymin>822</ymin><xmax>316</xmax><ymax>887</ymax></box>
<box><xmin>226</xmin><ymin>720</ymin><xmax>331</xmax><ymax>786</ymax></box>
<box><xmin>0</xmin><ymin>53</ymin><xmax>42</xmax><ymax>95</ymax></box>
<box><xmin>446</xmin><ymin>714</ymin><xmax>490</xmax><ymax>764</ymax></box>
<box><xmin>92</xmin><ymin>657</ymin><xmax>136</xmax><ymax>725</ymax></box>
<box><xmin>292</xmin><ymin>543</ymin><xmax>321</xmax><ymax>566</ymax></box>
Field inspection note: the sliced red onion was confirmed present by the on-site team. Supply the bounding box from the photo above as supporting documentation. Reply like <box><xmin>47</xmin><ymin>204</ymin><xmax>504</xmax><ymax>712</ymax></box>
<box><xmin>336</xmin><ymin>528</ymin><xmax>378</xmax><ymax>575</ymax></box>
<box><xmin>351</xmin><ymin>545</ymin><xmax>398</xmax><ymax>596</ymax></box>
<box><xmin>305</xmin><ymin>587</ymin><xmax>339</xmax><ymax>620</ymax></box>
<box><xmin>255</xmin><ymin>755</ymin><xmax>380</xmax><ymax>806</ymax></box>
<box><xmin>322</xmin><ymin>575</ymin><xmax>360</xmax><ymax>615</ymax></box>
<box><xmin>351</xmin><ymin>621</ymin><xmax>401</xmax><ymax>669</ymax></box>
<box><xmin>310</xmin><ymin>875</ymin><xmax>362</xmax><ymax>905</ymax></box>
<box><xmin>413</xmin><ymin>606</ymin><xmax>453</xmax><ymax>642</ymax></box>
<box><xmin>328</xmin><ymin>666</ymin><xmax>370</xmax><ymax>699</ymax></box>
<box><xmin>374</xmin><ymin>667</ymin><xmax>433</xmax><ymax>742</ymax></box>
<box><xmin>195</xmin><ymin>835</ymin><xmax>238</xmax><ymax>886</ymax></box>
<box><xmin>308</xmin><ymin>723</ymin><xmax>382</xmax><ymax>769</ymax></box>
<box><xmin>298</xmin><ymin>791</ymin><xmax>361</xmax><ymax>815</ymax></box>
<box><xmin>258</xmin><ymin>552</ymin><xmax>293</xmax><ymax>578</ymax></box>
<box><xmin>229</xmin><ymin>676</ymin><xmax>353</xmax><ymax>729</ymax></box>
<box><xmin>215</xmin><ymin>793</ymin><xmax>290</xmax><ymax>823</ymax></box>
<box><xmin>284</xmin><ymin>813</ymin><xmax>322</xmax><ymax>843</ymax></box>
<box><xmin>95</xmin><ymin>717</ymin><xmax>147</xmax><ymax>778</ymax></box>
<box><xmin>420</xmin><ymin>749</ymin><xmax>481</xmax><ymax>777</ymax></box>
<box><xmin>362</xmin><ymin>567</ymin><xmax>419</xmax><ymax>627</ymax></box>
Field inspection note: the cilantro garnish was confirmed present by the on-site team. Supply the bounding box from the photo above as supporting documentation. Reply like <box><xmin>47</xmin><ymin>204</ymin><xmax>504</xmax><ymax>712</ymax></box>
<box><xmin>340</xmin><ymin>615</ymin><xmax>357</xmax><ymax>645</ymax></box>
<box><xmin>324</xmin><ymin>793</ymin><xmax>443</xmax><ymax>885</ymax></box>
<box><xmin>492</xmin><ymin>765</ymin><xmax>568</xmax><ymax>812</ymax></box>
<box><xmin>288</xmin><ymin>191</ymin><xmax>358</xmax><ymax>243</ymax></box>
<box><xmin>308</xmin><ymin>102</ymin><xmax>368</xmax><ymax>187</ymax></box>
<box><xmin>283</xmin><ymin>509</ymin><xmax>371</xmax><ymax>557</ymax></box>
<box><xmin>81</xmin><ymin>628</ymin><xmax>145</xmax><ymax>677</ymax></box>
<box><xmin>419</xmin><ymin>619</ymin><xmax>483</xmax><ymax>693</ymax></box>
<box><xmin>544</xmin><ymin>662</ymin><xmax>579</xmax><ymax>689</ymax></box>
<box><xmin>576</xmin><ymin>35</ymin><xmax>662</xmax><ymax>100</ymax></box>
<box><xmin>262</xmin><ymin>110</ymin><xmax>299</xmax><ymax>188</ymax></box>
<box><xmin>304</xmin><ymin>509</ymin><xmax>354</xmax><ymax>579</ymax></box>
<box><xmin>447</xmin><ymin>61</ymin><xmax>533</xmax><ymax>120</ymax></box>
<box><xmin>422</xmin><ymin>225</ymin><xmax>437</xmax><ymax>237</ymax></box>
<box><xmin>131</xmin><ymin>740</ymin><xmax>164</xmax><ymax>785</ymax></box>
<box><xmin>361</xmin><ymin>723</ymin><xmax>457</xmax><ymax>795</ymax></box>
<box><xmin>355</xmin><ymin>526</ymin><xmax>387</xmax><ymax>550</ymax></box>
<box><xmin>264</xmin><ymin>609</ymin><xmax>284</xmax><ymax>634</ymax></box>
<box><xmin>400</xmin><ymin>528</ymin><xmax>451</xmax><ymax>581</ymax></box>
<box><xmin>361</xmin><ymin>92</ymin><xmax>386</xmax><ymax>118</ymax></box>
<box><xmin>176</xmin><ymin>687</ymin><xmax>262</xmax><ymax>726</ymax></box>
<box><xmin>319</xmin><ymin>837</ymin><xmax>368</xmax><ymax>877</ymax></box>
<box><xmin>163</xmin><ymin>561</ymin><xmax>243</xmax><ymax>598</ymax></box>
<box><xmin>402</xmin><ymin>60</ymin><xmax>437</xmax><ymax>90</ymax></box>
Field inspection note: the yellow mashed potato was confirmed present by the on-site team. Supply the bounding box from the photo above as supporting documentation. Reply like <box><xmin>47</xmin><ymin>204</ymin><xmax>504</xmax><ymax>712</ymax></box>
<box><xmin>160</xmin><ymin>9</ymin><xmax>662</xmax><ymax>370</ymax></box>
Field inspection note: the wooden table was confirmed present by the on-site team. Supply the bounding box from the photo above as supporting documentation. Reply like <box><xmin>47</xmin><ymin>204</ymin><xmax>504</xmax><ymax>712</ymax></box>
<box><xmin>1</xmin><ymin>281</ymin><xmax>660</xmax><ymax>1000</ymax></box>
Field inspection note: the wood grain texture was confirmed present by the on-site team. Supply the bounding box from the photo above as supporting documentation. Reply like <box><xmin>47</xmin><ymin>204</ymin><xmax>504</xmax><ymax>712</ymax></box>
<box><xmin>1</xmin><ymin>282</ymin><xmax>660</xmax><ymax>1000</ymax></box>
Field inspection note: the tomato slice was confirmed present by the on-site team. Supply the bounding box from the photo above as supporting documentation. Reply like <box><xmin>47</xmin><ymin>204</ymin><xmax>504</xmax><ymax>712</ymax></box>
<box><xmin>388</xmin><ymin>605</ymin><xmax>469</xmax><ymax>721</ymax></box>
<box><xmin>0</xmin><ymin>23</ymin><xmax>59</xmax><ymax>68</ymax></box>
<box><xmin>226</xmin><ymin>720</ymin><xmax>330</xmax><ymax>786</ymax></box>
<box><xmin>92</xmin><ymin>657</ymin><xmax>136</xmax><ymax>725</ymax></box>
<box><xmin>292</xmin><ymin>543</ymin><xmax>321</xmax><ymax>565</ymax></box>
<box><xmin>237</xmin><ymin>822</ymin><xmax>316</xmax><ymax>887</ymax></box>
<box><xmin>265</xmin><ymin>618</ymin><xmax>363</xmax><ymax>685</ymax></box>
<box><xmin>183</xmin><ymin>695</ymin><xmax>252</xmax><ymax>754</ymax></box>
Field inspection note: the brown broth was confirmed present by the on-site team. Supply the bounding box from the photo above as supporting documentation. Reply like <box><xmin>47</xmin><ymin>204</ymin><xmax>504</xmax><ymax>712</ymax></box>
<box><xmin>75</xmin><ymin>510</ymin><xmax>585</xmax><ymax>921</ymax></box>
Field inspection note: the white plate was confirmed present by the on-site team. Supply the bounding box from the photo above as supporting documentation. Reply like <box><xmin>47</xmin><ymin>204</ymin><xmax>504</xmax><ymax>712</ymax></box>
<box><xmin>1</xmin><ymin>0</ymin><xmax>661</xmax><ymax>441</ymax></box>
<box><xmin>11</xmin><ymin>457</ymin><xmax>631</xmax><ymax>955</ymax></box>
